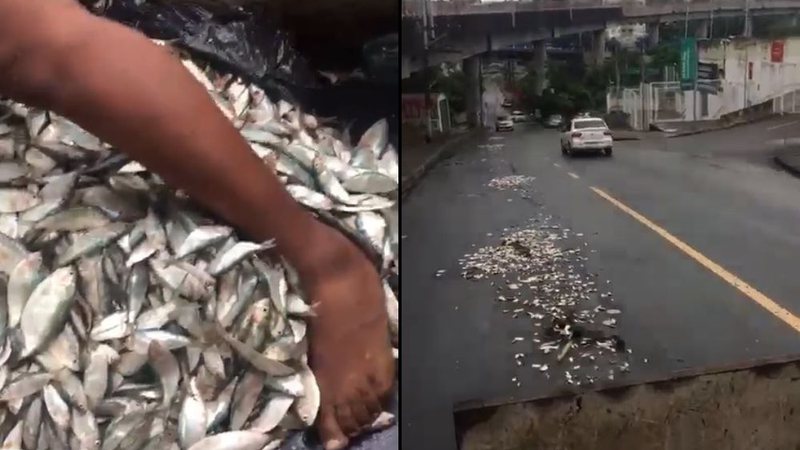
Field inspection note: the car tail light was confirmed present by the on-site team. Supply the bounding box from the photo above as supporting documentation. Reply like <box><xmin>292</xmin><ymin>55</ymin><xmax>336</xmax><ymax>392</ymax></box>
<box><xmin>571</xmin><ymin>132</ymin><xmax>582</xmax><ymax>138</ymax></box>
<box><xmin>603</xmin><ymin>131</ymin><xmax>612</xmax><ymax>136</ymax></box>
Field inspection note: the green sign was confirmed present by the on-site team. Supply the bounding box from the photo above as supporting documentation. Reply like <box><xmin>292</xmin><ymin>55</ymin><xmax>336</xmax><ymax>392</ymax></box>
<box><xmin>680</xmin><ymin>38</ymin><xmax>698</xmax><ymax>89</ymax></box>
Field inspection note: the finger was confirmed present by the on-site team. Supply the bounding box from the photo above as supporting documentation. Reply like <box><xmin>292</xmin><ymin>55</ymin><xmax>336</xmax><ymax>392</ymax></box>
<box><xmin>349</xmin><ymin>398</ymin><xmax>372</xmax><ymax>431</ymax></box>
<box><xmin>359</xmin><ymin>386</ymin><xmax>382</xmax><ymax>419</ymax></box>
<box><xmin>318</xmin><ymin>406</ymin><xmax>348</xmax><ymax>450</ymax></box>
<box><xmin>335</xmin><ymin>402</ymin><xmax>361</xmax><ymax>437</ymax></box>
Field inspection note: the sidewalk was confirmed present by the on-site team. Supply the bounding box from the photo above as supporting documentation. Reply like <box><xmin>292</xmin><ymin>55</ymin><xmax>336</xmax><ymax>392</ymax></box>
<box><xmin>401</xmin><ymin>126</ymin><xmax>475</xmax><ymax>198</ymax></box>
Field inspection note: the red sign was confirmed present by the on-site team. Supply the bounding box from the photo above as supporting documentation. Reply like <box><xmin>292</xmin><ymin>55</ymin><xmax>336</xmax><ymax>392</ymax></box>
<box><xmin>401</xmin><ymin>95</ymin><xmax>426</xmax><ymax>120</ymax></box>
<box><xmin>771</xmin><ymin>40</ymin><xmax>785</xmax><ymax>63</ymax></box>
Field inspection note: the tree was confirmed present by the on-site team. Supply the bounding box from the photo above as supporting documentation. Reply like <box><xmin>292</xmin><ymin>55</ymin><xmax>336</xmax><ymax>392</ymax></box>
<box><xmin>430</xmin><ymin>66</ymin><xmax>467</xmax><ymax>114</ymax></box>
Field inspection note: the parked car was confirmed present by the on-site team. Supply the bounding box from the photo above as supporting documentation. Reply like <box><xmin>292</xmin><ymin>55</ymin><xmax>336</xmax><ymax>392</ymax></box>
<box><xmin>560</xmin><ymin>117</ymin><xmax>613</xmax><ymax>156</ymax></box>
<box><xmin>544</xmin><ymin>114</ymin><xmax>564</xmax><ymax>128</ymax></box>
<box><xmin>496</xmin><ymin>115</ymin><xmax>514</xmax><ymax>132</ymax></box>
<box><xmin>510</xmin><ymin>110</ymin><xmax>528</xmax><ymax>122</ymax></box>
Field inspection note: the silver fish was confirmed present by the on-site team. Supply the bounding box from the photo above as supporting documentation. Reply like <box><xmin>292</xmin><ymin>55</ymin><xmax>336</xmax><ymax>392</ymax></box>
<box><xmin>175</xmin><ymin>226</ymin><xmax>232</xmax><ymax>259</ymax></box>
<box><xmin>179</xmin><ymin>378</ymin><xmax>207</xmax><ymax>449</ymax></box>
<box><xmin>35</xmin><ymin>206</ymin><xmax>110</xmax><ymax>231</ymax></box>
<box><xmin>207</xmin><ymin>241</ymin><xmax>274</xmax><ymax>276</ymax></box>
<box><xmin>0</xmin><ymin>188</ymin><xmax>40</xmax><ymax>213</ymax></box>
<box><xmin>19</xmin><ymin>266</ymin><xmax>77</xmax><ymax>358</ymax></box>
<box><xmin>187</xmin><ymin>431</ymin><xmax>272</xmax><ymax>450</ymax></box>
<box><xmin>43</xmin><ymin>383</ymin><xmax>71</xmax><ymax>430</ymax></box>
<box><xmin>230</xmin><ymin>371</ymin><xmax>264</xmax><ymax>430</ymax></box>
<box><xmin>7</xmin><ymin>251</ymin><xmax>45</xmax><ymax>327</ymax></box>
<box><xmin>285</xmin><ymin>185</ymin><xmax>334</xmax><ymax>210</ymax></box>
<box><xmin>249</xmin><ymin>393</ymin><xmax>294</xmax><ymax>433</ymax></box>
<box><xmin>0</xmin><ymin>372</ymin><xmax>52</xmax><ymax>401</ymax></box>
<box><xmin>148</xmin><ymin>341</ymin><xmax>180</xmax><ymax>409</ymax></box>
<box><xmin>56</xmin><ymin>223</ymin><xmax>130</xmax><ymax>266</ymax></box>
<box><xmin>0</xmin><ymin>231</ymin><xmax>28</xmax><ymax>274</ymax></box>
<box><xmin>0</xmin><ymin>161</ymin><xmax>28</xmax><ymax>183</ymax></box>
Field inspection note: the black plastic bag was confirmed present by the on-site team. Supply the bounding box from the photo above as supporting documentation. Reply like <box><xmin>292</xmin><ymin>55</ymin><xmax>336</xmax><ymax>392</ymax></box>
<box><xmin>100</xmin><ymin>0</ymin><xmax>318</xmax><ymax>87</ymax></box>
<box><xmin>97</xmin><ymin>1</ymin><xmax>397</xmax><ymax>147</ymax></box>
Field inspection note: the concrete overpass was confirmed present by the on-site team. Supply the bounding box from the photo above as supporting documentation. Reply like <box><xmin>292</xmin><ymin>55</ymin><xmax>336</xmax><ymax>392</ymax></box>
<box><xmin>402</xmin><ymin>0</ymin><xmax>800</xmax><ymax>78</ymax></box>
<box><xmin>402</xmin><ymin>0</ymin><xmax>800</xmax><ymax>128</ymax></box>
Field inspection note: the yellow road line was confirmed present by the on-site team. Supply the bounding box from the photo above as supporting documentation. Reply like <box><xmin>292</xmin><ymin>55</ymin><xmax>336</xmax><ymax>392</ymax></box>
<box><xmin>567</xmin><ymin>172</ymin><xmax>580</xmax><ymax>179</ymax></box>
<box><xmin>590</xmin><ymin>186</ymin><xmax>800</xmax><ymax>333</ymax></box>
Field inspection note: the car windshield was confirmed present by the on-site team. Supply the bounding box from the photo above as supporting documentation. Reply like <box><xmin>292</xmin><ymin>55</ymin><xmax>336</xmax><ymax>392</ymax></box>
<box><xmin>498</xmin><ymin>116</ymin><xmax>510</xmax><ymax>121</ymax></box>
<box><xmin>573</xmin><ymin>119</ymin><xmax>606</xmax><ymax>129</ymax></box>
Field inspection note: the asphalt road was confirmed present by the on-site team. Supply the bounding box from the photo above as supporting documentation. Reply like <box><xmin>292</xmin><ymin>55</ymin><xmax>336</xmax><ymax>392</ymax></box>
<box><xmin>401</xmin><ymin>116</ymin><xmax>800</xmax><ymax>450</ymax></box>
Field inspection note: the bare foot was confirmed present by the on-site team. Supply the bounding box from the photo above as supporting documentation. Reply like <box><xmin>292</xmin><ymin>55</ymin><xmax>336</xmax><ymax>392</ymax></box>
<box><xmin>304</xmin><ymin>233</ymin><xmax>395</xmax><ymax>450</ymax></box>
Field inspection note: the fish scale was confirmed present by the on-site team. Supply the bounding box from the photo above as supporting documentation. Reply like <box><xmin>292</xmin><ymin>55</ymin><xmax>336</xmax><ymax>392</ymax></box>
<box><xmin>0</xmin><ymin>42</ymin><xmax>398</xmax><ymax>448</ymax></box>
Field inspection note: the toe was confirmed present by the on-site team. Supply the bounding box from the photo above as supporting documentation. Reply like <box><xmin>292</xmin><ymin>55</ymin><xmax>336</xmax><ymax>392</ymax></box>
<box><xmin>335</xmin><ymin>402</ymin><xmax>361</xmax><ymax>437</ymax></box>
<box><xmin>318</xmin><ymin>406</ymin><xmax>348</xmax><ymax>450</ymax></box>
<box><xmin>359</xmin><ymin>387</ymin><xmax>382</xmax><ymax>419</ymax></box>
<box><xmin>349</xmin><ymin>398</ymin><xmax>372</xmax><ymax>430</ymax></box>
<box><xmin>369</xmin><ymin>371</ymin><xmax>395</xmax><ymax>403</ymax></box>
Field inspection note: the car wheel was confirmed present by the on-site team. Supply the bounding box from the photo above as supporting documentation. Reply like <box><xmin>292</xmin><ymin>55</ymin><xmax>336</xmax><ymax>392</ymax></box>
<box><xmin>604</xmin><ymin>147</ymin><xmax>613</xmax><ymax>157</ymax></box>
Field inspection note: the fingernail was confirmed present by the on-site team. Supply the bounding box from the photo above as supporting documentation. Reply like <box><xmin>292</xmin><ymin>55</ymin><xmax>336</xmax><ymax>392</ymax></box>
<box><xmin>325</xmin><ymin>439</ymin><xmax>344</xmax><ymax>450</ymax></box>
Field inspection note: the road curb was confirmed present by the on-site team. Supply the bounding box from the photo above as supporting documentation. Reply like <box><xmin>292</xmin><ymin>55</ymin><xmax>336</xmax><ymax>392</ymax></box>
<box><xmin>773</xmin><ymin>146</ymin><xmax>800</xmax><ymax>178</ymax></box>
<box><xmin>401</xmin><ymin>132</ymin><xmax>474</xmax><ymax>199</ymax></box>
<box><xmin>613</xmin><ymin>136</ymin><xmax>642</xmax><ymax>141</ymax></box>
<box><xmin>665</xmin><ymin>114</ymin><xmax>779</xmax><ymax>138</ymax></box>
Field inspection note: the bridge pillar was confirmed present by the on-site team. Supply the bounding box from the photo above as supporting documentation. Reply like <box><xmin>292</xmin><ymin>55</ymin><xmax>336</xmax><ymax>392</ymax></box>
<box><xmin>533</xmin><ymin>41</ymin><xmax>547</xmax><ymax>96</ymax></box>
<box><xmin>695</xmin><ymin>20</ymin><xmax>709</xmax><ymax>39</ymax></box>
<box><xmin>647</xmin><ymin>22</ymin><xmax>660</xmax><ymax>48</ymax></box>
<box><xmin>463</xmin><ymin>55</ymin><xmax>482</xmax><ymax>128</ymax></box>
<box><xmin>589</xmin><ymin>30</ymin><xmax>607</xmax><ymax>67</ymax></box>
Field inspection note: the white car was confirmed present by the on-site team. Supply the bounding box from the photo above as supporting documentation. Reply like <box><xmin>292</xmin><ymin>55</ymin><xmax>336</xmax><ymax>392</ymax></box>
<box><xmin>560</xmin><ymin>117</ymin><xmax>613</xmax><ymax>157</ymax></box>
<box><xmin>496</xmin><ymin>116</ymin><xmax>514</xmax><ymax>132</ymax></box>
<box><xmin>510</xmin><ymin>111</ymin><xmax>527</xmax><ymax>122</ymax></box>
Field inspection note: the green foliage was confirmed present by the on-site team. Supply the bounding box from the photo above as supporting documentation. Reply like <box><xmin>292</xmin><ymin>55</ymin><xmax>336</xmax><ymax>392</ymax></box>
<box><xmin>648</xmin><ymin>42</ymin><xmax>680</xmax><ymax>69</ymax></box>
<box><xmin>430</xmin><ymin>66</ymin><xmax>467</xmax><ymax>114</ymax></box>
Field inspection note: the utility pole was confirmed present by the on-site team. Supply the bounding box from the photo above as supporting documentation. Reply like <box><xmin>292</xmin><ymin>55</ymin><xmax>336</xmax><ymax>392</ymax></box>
<box><xmin>421</xmin><ymin>0</ymin><xmax>433</xmax><ymax>142</ymax></box>
<box><xmin>744</xmin><ymin>0</ymin><xmax>752</xmax><ymax>38</ymax></box>
<box><xmin>709</xmin><ymin>0</ymin><xmax>714</xmax><ymax>39</ymax></box>
<box><xmin>684</xmin><ymin>0</ymin><xmax>689</xmax><ymax>39</ymax></box>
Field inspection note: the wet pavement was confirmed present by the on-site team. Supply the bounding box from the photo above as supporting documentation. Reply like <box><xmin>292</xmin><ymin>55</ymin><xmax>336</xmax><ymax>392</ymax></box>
<box><xmin>402</xmin><ymin>117</ymin><xmax>800</xmax><ymax>450</ymax></box>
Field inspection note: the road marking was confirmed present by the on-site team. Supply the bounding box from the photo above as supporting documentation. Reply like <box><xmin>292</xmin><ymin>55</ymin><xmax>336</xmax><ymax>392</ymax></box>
<box><xmin>590</xmin><ymin>186</ymin><xmax>800</xmax><ymax>333</ymax></box>
<box><xmin>767</xmin><ymin>120</ymin><xmax>800</xmax><ymax>131</ymax></box>
<box><xmin>553</xmin><ymin>163</ymin><xmax>561</xmax><ymax>168</ymax></box>
<box><xmin>567</xmin><ymin>172</ymin><xmax>580</xmax><ymax>179</ymax></box>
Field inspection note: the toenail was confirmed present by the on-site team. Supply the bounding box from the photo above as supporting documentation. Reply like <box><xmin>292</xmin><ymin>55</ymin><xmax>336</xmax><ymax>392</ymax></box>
<box><xmin>325</xmin><ymin>439</ymin><xmax>344</xmax><ymax>450</ymax></box>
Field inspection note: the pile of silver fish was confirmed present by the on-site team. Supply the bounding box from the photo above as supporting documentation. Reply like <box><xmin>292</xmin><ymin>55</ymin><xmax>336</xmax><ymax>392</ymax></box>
<box><xmin>0</xmin><ymin>43</ymin><xmax>398</xmax><ymax>449</ymax></box>
<box><xmin>486</xmin><ymin>175</ymin><xmax>535</xmax><ymax>191</ymax></box>
<box><xmin>458</xmin><ymin>218</ymin><xmax>628</xmax><ymax>388</ymax></box>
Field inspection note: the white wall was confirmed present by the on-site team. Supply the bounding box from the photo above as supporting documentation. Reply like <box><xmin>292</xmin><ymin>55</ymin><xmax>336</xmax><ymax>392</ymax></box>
<box><xmin>700</xmin><ymin>37</ymin><xmax>800</xmax><ymax>108</ymax></box>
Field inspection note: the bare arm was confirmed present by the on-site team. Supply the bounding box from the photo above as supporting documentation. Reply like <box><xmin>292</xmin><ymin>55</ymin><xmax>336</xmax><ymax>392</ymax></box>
<box><xmin>0</xmin><ymin>0</ymin><xmax>360</xmax><ymax>282</ymax></box>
